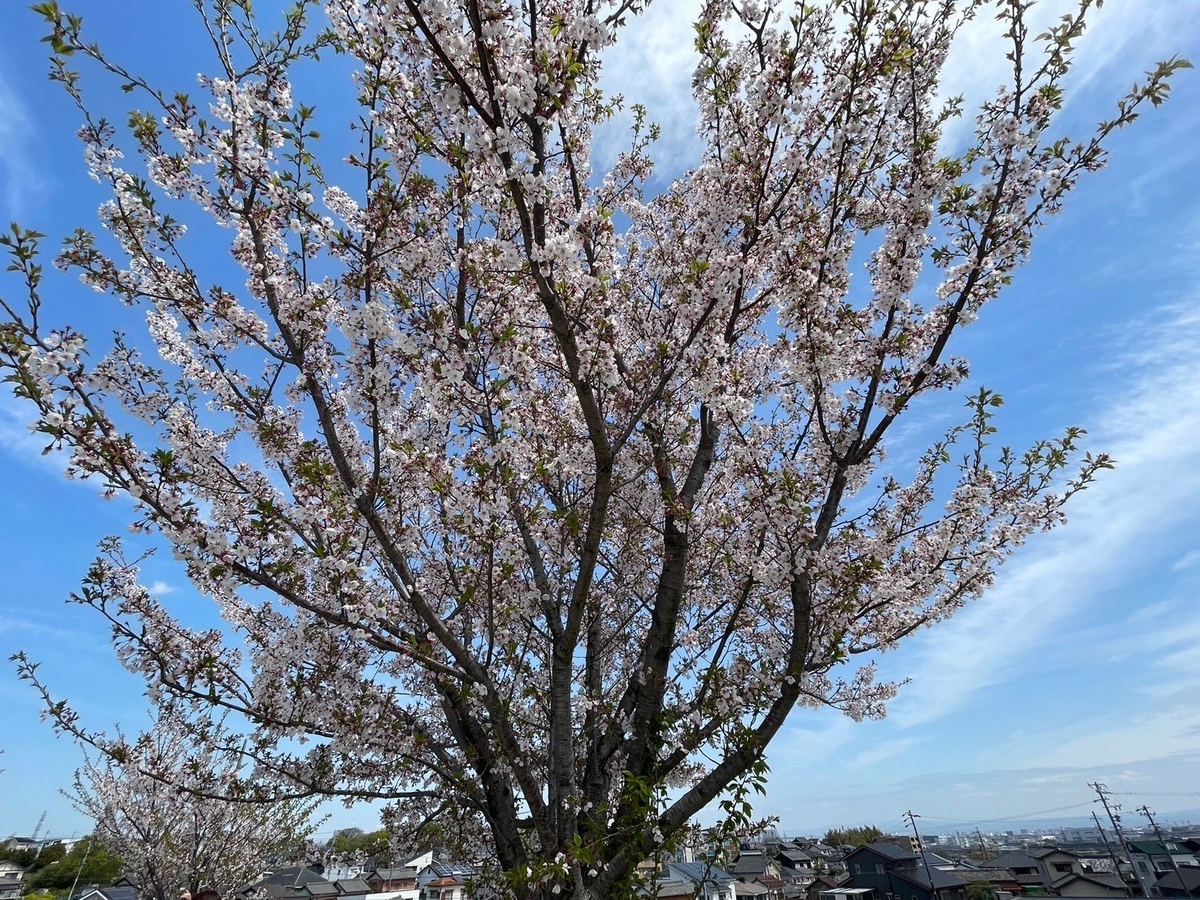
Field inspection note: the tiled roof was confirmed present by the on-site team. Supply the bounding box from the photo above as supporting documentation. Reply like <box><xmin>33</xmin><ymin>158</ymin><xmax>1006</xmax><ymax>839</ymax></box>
<box><xmin>1051</xmin><ymin>872</ymin><xmax>1125</xmax><ymax>891</ymax></box>
<box><xmin>1153</xmin><ymin>868</ymin><xmax>1200</xmax><ymax>892</ymax></box>
<box><xmin>977</xmin><ymin>852</ymin><xmax>1039</xmax><ymax>870</ymax></box>
<box><xmin>425</xmin><ymin>863</ymin><xmax>475</xmax><ymax>879</ymax></box>
<box><xmin>667</xmin><ymin>862</ymin><xmax>736</xmax><ymax>887</ymax></box>
<box><xmin>890</xmin><ymin>868</ymin><xmax>968</xmax><ymax>891</ymax></box>
<box><xmin>852</xmin><ymin>843</ymin><xmax>916</xmax><ymax>861</ymax></box>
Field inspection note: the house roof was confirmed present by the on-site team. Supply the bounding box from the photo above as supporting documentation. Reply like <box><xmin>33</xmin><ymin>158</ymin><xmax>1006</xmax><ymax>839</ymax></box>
<box><xmin>1051</xmin><ymin>872</ymin><xmax>1126</xmax><ymax>892</ymax></box>
<box><xmin>731</xmin><ymin>855</ymin><xmax>769</xmax><ymax>877</ymax></box>
<box><xmin>666</xmin><ymin>862</ymin><xmax>735</xmax><ymax>887</ymax></box>
<box><xmin>333</xmin><ymin>880</ymin><xmax>372</xmax><ymax>895</ymax></box>
<box><xmin>1126</xmin><ymin>840</ymin><xmax>1190</xmax><ymax>856</ymax></box>
<box><xmin>735</xmin><ymin>882</ymin><xmax>770</xmax><ymax>897</ymax></box>
<box><xmin>237</xmin><ymin>866</ymin><xmax>335</xmax><ymax>898</ymax></box>
<box><xmin>918</xmin><ymin>853</ymin><xmax>955</xmax><ymax>868</ymax></box>
<box><xmin>977</xmin><ymin>852</ymin><xmax>1040</xmax><ymax>871</ymax></box>
<box><xmin>68</xmin><ymin>887</ymin><xmax>137</xmax><ymax>900</ymax></box>
<box><xmin>650</xmin><ymin>863</ymin><xmax>735</xmax><ymax>899</ymax></box>
<box><xmin>366</xmin><ymin>868</ymin><xmax>419</xmax><ymax>881</ymax></box>
<box><xmin>1154</xmin><ymin>868</ymin><xmax>1200</xmax><ymax>892</ymax></box>
<box><xmin>302</xmin><ymin>883</ymin><xmax>340</xmax><ymax>898</ymax></box>
<box><xmin>890</xmin><ymin>868</ymin><xmax>969</xmax><ymax>891</ymax></box>
<box><xmin>849</xmin><ymin>843</ymin><xmax>917</xmax><ymax>862</ymax></box>
<box><xmin>424</xmin><ymin>863</ymin><xmax>475</xmax><ymax>879</ymax></box>
<box><xmin>777</xmin><ymin>850</ymin><xmax>815</xmax><ymax>866</ymax></box>
<box><xmin>961</xmin><ymin>868</ymin><xmax>1019</xmax><ymax>885</ymax></box>
<box><xmin>1031</xmin><ymin>848</ymin><xmax>1079</xmax><ymax>860</ymax></box>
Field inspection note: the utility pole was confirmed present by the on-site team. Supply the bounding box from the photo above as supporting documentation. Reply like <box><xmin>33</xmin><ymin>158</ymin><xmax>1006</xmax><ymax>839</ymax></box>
<box><xmin>1091</xmin><ymin>811</ymin><xmax>1129</xmax><ymax>897</ymax></box>
<box><xmin>974</xmin><ymin>829</ymin><xmax>990</xmax><ymax>862</ymax></box>
<box><xmin>1139</xmin><ymin>805</ymin><xmax>1196</xmax><ymax>898</ymax></box>
<box><xmin>1091</xmin><ymin>782</ymin><xmax>1150</xmax><ymax>899</ymax></box>
<box><xmin>904</xmin><ymin>811</ymin><xmax>940</xmax><ymax>900</ymax></box>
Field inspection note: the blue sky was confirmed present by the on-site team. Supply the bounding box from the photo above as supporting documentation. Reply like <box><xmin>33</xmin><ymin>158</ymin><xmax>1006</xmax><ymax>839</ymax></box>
<box><xmin>1</xmin><ymin>0</ymin><xmax>1199</xmax><ymax>845</ymax></box>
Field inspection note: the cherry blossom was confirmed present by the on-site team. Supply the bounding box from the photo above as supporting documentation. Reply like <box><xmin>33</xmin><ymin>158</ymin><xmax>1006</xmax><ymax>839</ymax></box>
<box><xmin>2</xmin><ymin>1</ymin><xmax>1188</xmax><ymax>899</ymax></box>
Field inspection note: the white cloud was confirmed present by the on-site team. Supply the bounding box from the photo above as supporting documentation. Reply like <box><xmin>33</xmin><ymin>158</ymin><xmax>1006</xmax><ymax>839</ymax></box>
<box><xmin>147</xmin><ymin>580</ymin><xmax>176</xmax><ymax>597</ymax></box>
<box><xmin>0</xmin><ymin>391</ymin><xmax>69</xmax><ymax>473</ymax></box>
<box><xmin>0</xmin><ymin>65</ymin><xmax>41</xmax><ymax>219</ymax></box>
<box><xmin>596</xmin><ymin>0</ymin><xmax>703</xmax><ymax>175</ymax></box>
<box><xmin>595</xmin><ymin>1</ymin><xmax>1197</xmax><ymax>178</ymax></box>
<box><xmin>1172</xmin><ymin>549</ymin><xmax>1200</xmax><ymax>572</ymax></box>
<box><xmin>885</xmin><ymin>301</ymin><xmax>1200</xmax><ymax>728</ymax></box>
<box><xmin>936</xmin><ymin>2</ymin><xmax>1197</xmax><ymax>151</ymax></box>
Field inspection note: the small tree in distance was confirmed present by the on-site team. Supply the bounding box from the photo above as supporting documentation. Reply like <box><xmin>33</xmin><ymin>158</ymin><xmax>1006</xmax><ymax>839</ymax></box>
<box><xmin>20</xmin><ymin>838</ymin><xmax>124</xmax><ymax>899</ymax></box>
<box><xmin>2</xmin><ymin>0</ymin><xmax>1187</xmax><ymax>899</ymax></box>
<box><xmin>70</xmin><ymin>708</ymin><xmax>321</xmax><ymax>900</ymax></box>
<box><xmin>823</xmin><ymin>826</ymin><xmax>884</xmax><ymax>848</ymax></box>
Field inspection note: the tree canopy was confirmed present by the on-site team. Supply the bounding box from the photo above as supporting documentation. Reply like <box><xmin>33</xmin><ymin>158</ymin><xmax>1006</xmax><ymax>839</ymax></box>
<box><xmin>70</xmin><ymin>709</ymin><xmax>320</xmax><ymax>900</ymax></box>
<box><xmin>17</xmin><ymin>838</ymin><xmax>124</xmax><ymax>898</ymax></box>
<box><xmin>3</xmin><ymin>0</ymin><xmax>1186</xmax><ymax>899</ymax></box>
<box><xmin>822</xmin><ymin>826</ymin><xmax>883</xmax><ymax>848</ymax></box>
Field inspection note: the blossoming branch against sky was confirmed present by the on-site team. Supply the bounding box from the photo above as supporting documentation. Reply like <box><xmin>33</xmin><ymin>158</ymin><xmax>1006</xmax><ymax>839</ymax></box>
<box><xmin>1</xmin><ymin>0</ymin><xmax>1199</xmax><ymax>842</ymax></box>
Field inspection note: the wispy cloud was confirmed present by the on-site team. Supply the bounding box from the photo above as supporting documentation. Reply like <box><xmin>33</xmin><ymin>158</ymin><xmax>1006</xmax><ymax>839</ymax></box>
<box><xmin>888</xmin><ymin>300</ymin><xmax>1200</xmax><ymax>728</ymax></box>
<box><xmin>1171</xmin><ymin>550</ymin><xmax>1200</xmax><ymax>572</ymax></box>
<box><xmin>0</xmin><ymin>391</ymin><xmax>64</xmax><ymax>470</ymax></box>
<box><xmin>0</xmin><ymin>64</ymin><xmax>41</xmax><ymax>220</ymax></box>
<box><xmin>937</xmin><ymin>2</ymin><xmax>1196</xmax><ymax>151</ymax></box>
<box><xmin>596</xmin><ymin>0</ymin><xmax>703</xmax><ymax>175</ymax></box>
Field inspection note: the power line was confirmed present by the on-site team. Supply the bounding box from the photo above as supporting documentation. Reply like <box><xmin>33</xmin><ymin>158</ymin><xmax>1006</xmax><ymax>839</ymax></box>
<box><xmin>913</xmin><ymin>801</ymin><xmax>1095</xmax><ymax>825</ymax></box>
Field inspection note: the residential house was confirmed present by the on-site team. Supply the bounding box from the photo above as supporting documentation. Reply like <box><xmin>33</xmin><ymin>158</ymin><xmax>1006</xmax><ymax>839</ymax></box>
<box><xmin>66</xmin><ymin>887</ymin><xmax>138</xmax><ymax>900</ymax></box>
<box><xmin>977</xmin><ymin>852</ymin><xmax>1048</xmax><ymax>893</ymax></box>
<box><xmin>816</xmin><ymin>886</ymin><xmax>883</xmax><ymax>900</ymax></box>
<box><xmin>946</xmin><ymin>867</ymin><xmax>1021</xmax><ymax>898</ymax></box>
<box><xmin>0</xmin><ymin>861</ymin><xmax>23</xmax><ymax>900</ymax></box>
<box><xmin>1154</xmin><ymin>867</ymin><xmax>1200</xmax><ymax>898</ymax></box>
<box><xmin>807</xmin><ymin>874</ymin><xmax>849</xmax><ymax>900</ymax></box>
<box><xmin>1049</xmin><ymin>872</ymin><xmax>1128</xmax><ymax>897</ymax></box>
<box><xmin>649</xmin><ymin>861</ymin><xmax>737</xmax><ymax>900</ymax></box>
<box><xmin>416</xmin><ymin>862</ymin><xmax>475</xmax><ymax>900</ymax></box>
<box><xmin>842</xmin><ymin>843</ymin><xmax>968</xmax><ymax>900</ymax></box>
<box><xmin>1030</xmin><ymin>848</ymin><xmax>1085</xmax><ymax>887</ymax></box>
<box><xmin>236</xmin><ymin>864</ymin><xmax>337</xmax><ymax>899</ymax></box>
<box><xmin>301</xmin><ymin>878</ymin><xmax>341</xmax><ymax>900</ymax></box>
<box><xmin>364</xmin><ymin>850</ymin><xmax>447</xmax><ymax>900</ymax></box>
<box><xmin>1126</xmin><ymin>839</ymin><xmax>1200</xmax><ymax>894</ymax></box>
<box><xmin>364</xmin><ymin>866</ymin><xmax>421</xmax><ymax>897</ymax></box>
<box><xmin>332</xmin><ymin>879</ymin><xmax>373</xmax><ymax>900</ymax></box>
<box><xmin>777</xmin><ymin>847</ymin><xmax>821</xmax><ymax>884</ymax></box>
<box><xmin>736</xmin><ymin>882</ymin><xmax>773</xmax><ymax>900</ymax></box>
<box><xmin>732</xmin><ymin>849</ymin><xmax>783</xmax><ymax>883</ymax></box>
<box><xmin>804</xmin><ymin>845</ymin><xmax>845</xmax><ymax>875</ymax></box>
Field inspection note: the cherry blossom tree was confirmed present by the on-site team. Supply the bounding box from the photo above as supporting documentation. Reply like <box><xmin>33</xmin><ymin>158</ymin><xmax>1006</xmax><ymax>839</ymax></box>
<box><xmin>70</xmin><ymin>709</ymin><xmax>320</xmax><ymax>900</ymax></box>
<box><xmin>1</xmin><ymin>0</ymin><xmax>1187</xmax><ymax>899</ymax></box>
